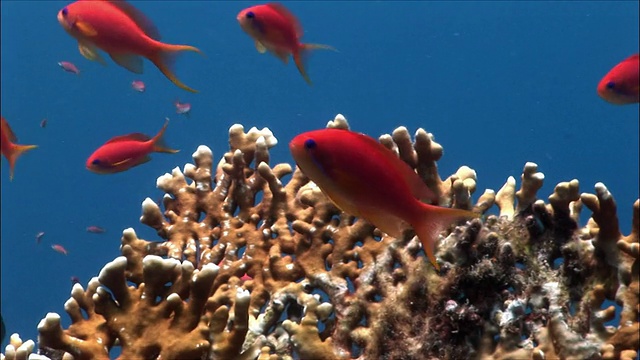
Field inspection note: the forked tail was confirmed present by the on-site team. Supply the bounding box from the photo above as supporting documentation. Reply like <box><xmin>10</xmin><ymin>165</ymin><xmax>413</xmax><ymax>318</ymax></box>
<box><xmin>152</xmin><ymin>44</ymin><xmax>203</xmax><ymax>93</ymax></box>
<box><xmin>294</xmin><ymin>43</ymin><xmax>337</xmax><ymax>85</ymax></box>
<box><xmin>6</xmin><ymin>143</ymin><xmax>37</xmax><ymax>181</ymax></box>
<box><xmin>412</xmin><ymin>204</ymin><xmax>480</xmax><ymax>271</ymax></box>
<box><xmin>152</xmin><ymin>118</ymin><xmax>179</xmax><ymax>154</ymax></box>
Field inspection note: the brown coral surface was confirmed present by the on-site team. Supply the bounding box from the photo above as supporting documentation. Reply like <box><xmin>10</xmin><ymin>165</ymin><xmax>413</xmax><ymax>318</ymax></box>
<box><xmin>3</xmin><ymin>115</ymin><xmax>638</xmax><ymax>360</ymax></box>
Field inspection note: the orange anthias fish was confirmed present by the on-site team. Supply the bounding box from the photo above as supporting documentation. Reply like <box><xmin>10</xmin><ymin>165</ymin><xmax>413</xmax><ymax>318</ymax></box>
<box><xmin>237</xmin><ymin>3</ymin><xmax>335</xmax><ymax>85</ymax></box>
<box><xmin>57</xmin><ymin>0</ymin><xmax>202</xmax><ymax>93</ymax></box>
<box><xmin>86</xmin><ymin>119</ymin><xmax>178</xmax><ymax>174</ymax></box>
<box><xmin>1</xmin><ymin>116</ymin><xmax>37</xmax><ymax>181</ymax></box>
<box><xmin>597</xmin><ymin>54</ymin><xmax>639</xmax><ymax>105</ymax></box>
<box><xmin>290</xmin><ymin>128</ymin><xmax>479</xmax><ymax>270</ymax></box>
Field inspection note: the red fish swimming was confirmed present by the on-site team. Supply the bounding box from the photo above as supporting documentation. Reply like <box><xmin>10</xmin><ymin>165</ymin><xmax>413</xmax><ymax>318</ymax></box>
<box><xmin>57</xmin><ymin>0</ymin><xmax>202</xmax><ymax>92</ymax></box>
<box><xmin>58</xmin><ymin>61</ymin><xmax>80</xmax><ymax>74</ymax></box>
<box><xmin>86</xmin><ymin>225</ymin><xmax>106</xmax><ymax>234</ymax></box>
<box><xmin>86</xmin><ymin>119</ymin><xmax>178</xmax><ymax>174</ymax></box>
<box><xmin>52</xmin><ymin>244</ymin><xmax>68</xmax><ymax>255</ymax></box>
<box><xmin>237</xmin><ymin>3</ymin><xmax>335</xmax><ymax>85</ymax></box>
<box><xmin>290</xmin><ymin>128</ymin><xmax>479</xmax><ymax>270</ymax></box>
<box><xmin>174</xmin><ymin>100</ymin><xmax>191</xmax><ymax>117</ymax></box>
<box><xmin>1</xmin><ymin>116</ymin><xmax>37</xmax><ymax>181</ymax></box>
<box><xmin>597</xmin><ymin>54</ymin><xmax>639</xmax><ymax>105</ymax></box>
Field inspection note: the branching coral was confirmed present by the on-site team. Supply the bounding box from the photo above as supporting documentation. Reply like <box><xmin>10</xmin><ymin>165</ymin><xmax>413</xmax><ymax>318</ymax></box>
<box><xmin>3</xmin><ymin>114</ymin><xmax>638</xmax><ymax>360</ymax></box>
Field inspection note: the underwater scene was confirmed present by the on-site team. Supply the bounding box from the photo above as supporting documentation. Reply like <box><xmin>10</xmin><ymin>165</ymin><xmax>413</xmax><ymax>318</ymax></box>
<box><xmin>1</xmin><ymin>1</ymin><xmax>639</xmax><ymax>359</ymax></box>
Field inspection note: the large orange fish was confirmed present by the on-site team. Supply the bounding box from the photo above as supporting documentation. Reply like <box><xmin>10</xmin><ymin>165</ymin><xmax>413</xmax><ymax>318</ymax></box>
<box><xmin>290</xmin><ymin>128</ymin><xmax>479</xmax><ymax>270</ymax></box>
<box><xmin>597</xmin><ymin>54</ymin><xmax>639</xmax><ymax>105</ymax></box>
<box><xmin>58</xmin><ymin>0</ymin><xmax>202</xmax><ymax>93</ymax></box>
<box><xmin>86</xmin><ymin>119</ymin><xmax>178</xmax><ymax>174</ymax></box>
<box><xmin>1</xmin><ymin>116</ymin><xmax>37</xmax><ymax>181</ymax></box>
<box><xmin>237</xmin><ymin>3</ymin><xmax>335</xmax><ymax>85</ymax></box>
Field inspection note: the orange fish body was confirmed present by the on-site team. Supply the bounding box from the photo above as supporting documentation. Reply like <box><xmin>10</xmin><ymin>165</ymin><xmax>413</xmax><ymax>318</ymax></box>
<box><xmin>1</xmin><ymin>116</ymin><xmax>37</xmax><ymax>181</ymax></box>
<box><xmin>58</xmin><ymin>0</ymin><xmax>201</xmax><ymax>92</ymax></box>
<box><xmin>597</xmin><ymin>54</ymin><xmax>639</xmax><ymax>105</ymax></box>
<box><xmin>290</xmin><ymin>128</ymin><xmax>479</xmax><ymax>270</ymax></box>
<box><xmin>237</xmin><ymin>3</ymin><xmax>335</xmax><ymax>85</ymax></box>
<box><xmin>86</xmin><ymin>119</ymin><xmax>178</xmax><ymax>174</ymax></box>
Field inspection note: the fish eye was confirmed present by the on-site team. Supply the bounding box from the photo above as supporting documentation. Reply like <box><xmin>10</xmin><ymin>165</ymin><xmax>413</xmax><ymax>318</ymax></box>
<box><xmin>304</xmin><ymin>139</ymin><xmax>317</xmax><ymax>150</ymax></box>
<box><xmin>246</xmin><ymin>11</ymin><xmax>255</xmax><ymax>19</ymax></box>
<box><xmin>61</xmin><ymin>7</ymin><xmax>68</xmax><ymax>16</ymax></box>
<box><xmin>606</xmin><ymin>81</ymin><xmax>615</xmax><ymax>89</ymax></box>
<box><xmin>92</xmin><ymin>159</ymin><xmax>101</xmax><ymax>165</ymax></box>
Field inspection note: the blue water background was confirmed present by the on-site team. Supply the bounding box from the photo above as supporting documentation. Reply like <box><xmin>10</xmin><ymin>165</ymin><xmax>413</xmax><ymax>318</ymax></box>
<box><xmin>2</xmin><ymin>0</ymin><xmax>638</xmax><ymax>352</ymax></box>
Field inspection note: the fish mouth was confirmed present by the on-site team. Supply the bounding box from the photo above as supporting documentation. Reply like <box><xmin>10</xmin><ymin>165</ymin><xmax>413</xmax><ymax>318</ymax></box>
<box><xmin>57</xmin><ymin>12</ymin><xmax>68</xmax><ymax>29</ymax></box>
<box><xmin>57</xmin><ymin>11</ymin><xmax>73</xmax><ymax>31</ymax></box>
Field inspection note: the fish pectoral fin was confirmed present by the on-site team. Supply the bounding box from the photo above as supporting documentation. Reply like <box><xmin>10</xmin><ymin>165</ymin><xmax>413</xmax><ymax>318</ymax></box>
<box><xmin>110</xmin><ymin>53</ymin><xmax>144</xmax><ymax>74</ymax></box>
<box><xmin>75</xmin><ymin>20</ymin><xmax>98</xmax><ymax>37</ymax></box>
<box><xmin>113</xmin><ymin>155</ymin><xmax>152</xmax><ymax>168</ymax></box>
<box><xmin>111</xmin><ymin>158</ymin><xmax>135</xmax><ymax>167</ymax></box>
<box><xmin>255</xmin><ymin>40</ymin><xmax>267</xmax><ymax>54</ymax></box>
<box><xmin>78</xmin><ymin>43</ymin><xmax>106</xmax><ymax>65</ymax></box>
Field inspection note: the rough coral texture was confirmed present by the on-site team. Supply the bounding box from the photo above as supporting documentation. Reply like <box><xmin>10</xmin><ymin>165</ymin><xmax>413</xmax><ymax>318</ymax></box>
<box><xmin>3</xmin><ymin>114</ymin><xmax>638</xmax><ymax>360</ymax></box>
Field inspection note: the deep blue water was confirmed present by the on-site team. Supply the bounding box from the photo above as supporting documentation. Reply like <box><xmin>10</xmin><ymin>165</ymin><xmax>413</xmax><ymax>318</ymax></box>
<box><xmin>1</xmin><ymin>0</ymin><xmax>638</xmax><ymax>353</ymax></box>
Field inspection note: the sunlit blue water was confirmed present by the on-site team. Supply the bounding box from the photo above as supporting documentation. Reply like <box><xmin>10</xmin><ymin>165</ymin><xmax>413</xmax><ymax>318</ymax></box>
<box><xmin>2</xmin><ymin>0</ymin><xmax>638</xmax><ymax>353</ymax></box>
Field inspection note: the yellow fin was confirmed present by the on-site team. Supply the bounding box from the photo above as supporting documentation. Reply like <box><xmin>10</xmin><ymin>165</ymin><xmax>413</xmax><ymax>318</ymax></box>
<box><xmin>76</xmin><ymin>20</ymin><xmax>97</xmax><ymax>37</ymax></box>
<box><xmin>255</xmin><ymin>40</ymin><xmax>267</xmax><ymax>54</ymax></box>
<box><xmin>78</xmin><ymin>42</ymin><xmax>106</xmax><ymax>64</ymax></box>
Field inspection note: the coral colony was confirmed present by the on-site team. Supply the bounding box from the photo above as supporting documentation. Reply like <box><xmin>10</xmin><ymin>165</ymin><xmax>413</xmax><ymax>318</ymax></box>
<box><xmin>2</xmin><ymin>115</ymin><xmax>638</xmax><ymax>360</ymax></box>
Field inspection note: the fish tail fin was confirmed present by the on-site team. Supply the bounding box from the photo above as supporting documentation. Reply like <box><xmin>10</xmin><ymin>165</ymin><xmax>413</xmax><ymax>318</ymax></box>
<box><xmin>412</xmin><ymin>204</ymin><xmax>480</xmax><ymax>270</ymax></box>
<box><xmin>6</xmin><ymin>144</ymin><xmax>37</xmax><ymax>181</ymax></box>
<box><xmin>294</xmin><ymin>43</ymin><xmax>337</xmax><ymax>86</ymax></box>
<box><xmin>152</xmin><ymin>118</ymin><xmax>179</xmax><ymax>154</ymax></box>
<box><xmin>152</xmin><ymin>44</ymin><xmax>203</xmax><ymax>93</ymax></box>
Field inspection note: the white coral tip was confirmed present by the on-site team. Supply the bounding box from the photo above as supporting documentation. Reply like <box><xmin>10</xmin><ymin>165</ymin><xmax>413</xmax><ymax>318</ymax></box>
<box><xmin>192</xmin><ymin>145</ymin><xmax>212</xmax><ymax>159</ymax></box>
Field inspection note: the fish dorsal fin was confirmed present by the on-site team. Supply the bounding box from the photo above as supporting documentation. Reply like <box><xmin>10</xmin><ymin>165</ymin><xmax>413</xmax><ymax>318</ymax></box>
<box><xmin>626</xmin><ymin>53</ymin><xmax>640</xmax><ymax>61</ymax></box>
<box><xmin>106</xmin><ymin>0</ymin><xmax>161</xmax><ymax>40</ymax></box>
<box><xmin>1</xmin><ymin>117</ymin><xmax>18</xmax><ymax>143</ymax></box>
<box><xmin>105</xmin><ymin>133</ymin><xmax>151</xmax><ymax>144</ymax></box>
<box><xmin>265</xmin><ymin>3</ymin><xmax>303</xmax><ymax>38</ymax></box>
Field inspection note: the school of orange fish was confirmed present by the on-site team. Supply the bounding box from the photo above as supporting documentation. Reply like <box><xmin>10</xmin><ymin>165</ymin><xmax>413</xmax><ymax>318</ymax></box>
<box><xmin>1</xmin><ymin>1</ymin><xmax>639</xmax><ymax>263</ymax></box>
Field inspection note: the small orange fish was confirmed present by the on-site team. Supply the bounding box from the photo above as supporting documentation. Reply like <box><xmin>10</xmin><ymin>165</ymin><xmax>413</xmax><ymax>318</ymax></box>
<box><xmin>290</xmin><ymin>128</ymin><xmax>479</xmax><ymax>270</ymax></box>
<box><xmin>597</xmin><ymin>54</ymin><xmax>640</xmax><ymax>105</ymax></box>
<box><xmin>52</xmin><ymin>244</ymin><xmax>68</xmax><ymax>255</ymax></box>
<box><xmin>58</xmin><ymin>0</ymin><xmax>202</xmax><ymax>92</ymax></box>
<box><xmin>237</xmin><ymin>3</ymin><xmax>335</xmax><ymax>85</ymax></box>
<box><xmin>131</xmin><ymin>80</ymin><xmax>145</xmax><ymax>92</ymax></box>
<box><xmin>86</xmin><ymin>225</ymin><xmax>106</xmax><ymax>234</ymax></box>
<box><xmin>174</xmin><ymin>100</ymin><xmax>191</xmax><ymax>117</ymax></box>
<box><xmin>1</xmin><ymin>116</ymin><xmax>37</xmax><ymax>181</ymax></box>
<box><xmin>58</xmin><ymin>61</ymin><xmax>80</xmax><ymax>74</ymax></box>
<box><xmin>86</xmin><ymin>119</ymin><xmax>178</xmax><ymax>174</ymax></box>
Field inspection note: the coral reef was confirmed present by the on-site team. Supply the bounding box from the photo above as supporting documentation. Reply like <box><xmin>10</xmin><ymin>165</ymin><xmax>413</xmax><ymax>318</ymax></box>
<box><xmin>2</xmin><ymin>114</ymin><xmax>638</xmax><ymax>360</ymax></box>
